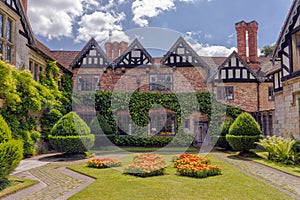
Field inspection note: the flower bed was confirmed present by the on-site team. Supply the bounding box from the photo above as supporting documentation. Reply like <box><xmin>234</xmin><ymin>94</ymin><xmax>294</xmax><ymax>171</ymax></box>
<box><xmin>87</xmin><ymin>158</ymin><xmax>122</xmax><ymax>169</ymax></box>
<box><xmin>124</xmin><ymin>154</ymin><xmax>166</xmax><ymax>177</ymax></box>
<box><xmin>174</xmin><ymin>154</ymin><xmax>222</xmax><ymax>178</ymax></box>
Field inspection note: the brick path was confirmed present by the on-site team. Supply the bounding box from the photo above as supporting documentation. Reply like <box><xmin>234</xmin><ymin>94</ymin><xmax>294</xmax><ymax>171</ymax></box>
<box><xmin>211</xmin><ymin>152</ymin><xmax>300</xmax><ymax>200</ymax></box>
<box><xmin>4</xmin><ymin>159</ymin><xmax>94</xmax><ymax>200</ymax></box>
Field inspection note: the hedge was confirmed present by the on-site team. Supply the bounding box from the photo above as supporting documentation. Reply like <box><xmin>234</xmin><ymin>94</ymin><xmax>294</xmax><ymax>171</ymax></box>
<box><xmin>226</xmin><ymin>135</ymin><xmax>262</xmax><ymax>152</ymax></box>
<box><xmin>48</xmin><ymin>135</ymin><xmax>95</xmax><ymax>153</ymax></box>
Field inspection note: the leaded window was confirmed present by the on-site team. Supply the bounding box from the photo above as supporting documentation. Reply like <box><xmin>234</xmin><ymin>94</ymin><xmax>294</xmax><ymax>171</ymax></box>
<box><xmin>268</xmin><ymin>86</ymin><xmax>274</xmax><ymax>101</ymax></box>
<box><xmin>6</xmin><ymin>18</ymin><xmax>11</xmax><ymax>42</ymax></box>
<box><xmin>149</xmin><ymin>113</ymin><xmax>176</xmax><ymax>136</ymax></box>
<box><xmin>217</xmin><ymin>86</ymin><xmax>234</xmax><ymax>100</ymax></box>
<box><xmin>0</xmin><ymin>12</ymin><xmax>15</xmax><ymax>63</ymax></box>
<box><xmin>77</xmin><ymin>75</ymin><xmax>100</xmax><ymax>91</ymax></box>
<box><xmin>149</xmin><ymin>74</ymin><xmax>173</xmax><ymax>91</ymax></box>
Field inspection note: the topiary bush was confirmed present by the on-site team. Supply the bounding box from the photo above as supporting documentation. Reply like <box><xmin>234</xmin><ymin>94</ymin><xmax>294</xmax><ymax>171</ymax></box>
<box><xmin>215</xmin><ymin>119</ymin><xmax>233</xmax><ymax>149</ymax></box>
<box><xmin>49</xmin><ymin>112</ymin><xmax>94</xmax><ymax>153</ymax></box>
<box><xmin>0</xmin><ymin>115</ymin><xmax>23</xmax><ymax>186</ymax></box>
<box><xmin>40</xmin><ymin>109</ymin><xmax>63</xmax><ymax>138</ymax></box>
<box><xmin>226</xmin><ymin>112</ymin><xmax>262</xmax><ymax>153</ymax></box>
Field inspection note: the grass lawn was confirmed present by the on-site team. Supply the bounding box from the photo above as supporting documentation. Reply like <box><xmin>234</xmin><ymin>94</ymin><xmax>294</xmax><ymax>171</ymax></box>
<box><xmin>249</xmin><ymin>152</ymin><xmax>300</xmax><ymax>178</ymax></box>
<box><xmin>68</xmin><ymin>154</ymin><xmax>293</xmax><ymax>200</ymax></box>
<box><xmin>0</xmin><ymin>176</ymin><xmax>38</xmax><ymax>198</ymax></box>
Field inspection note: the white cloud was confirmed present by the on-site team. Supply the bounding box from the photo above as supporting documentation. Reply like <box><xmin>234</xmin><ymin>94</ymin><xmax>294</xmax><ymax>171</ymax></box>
<box><xmin>132</xmin><ymin>0</ymin><xmax>175</xmax><ymax>27</ymax></box>
<box><xmin>188</xmin><ymin>40</ymin><xmax>237</xmax><ymax>57</ymax></box>
<box><xmin>204</xmin><ymin>33</ymin><xmax>213</xmax><ymax>39</ymax></box>
<box><xmin>28</xmin><ymin>0</ymin><xmax>82</xmax><ymax>40</ymax></box>
<box><xmin>75</xmin><ymin>11</ymin><xmax>129</xmax><ymax>43</ymax></box>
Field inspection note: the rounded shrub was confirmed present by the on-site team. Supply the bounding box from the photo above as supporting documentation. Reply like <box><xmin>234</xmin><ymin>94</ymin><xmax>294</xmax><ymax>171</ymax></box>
<box><xmin>40</xmin><ymin>109</ymin><xmax>63</xmax><ymax>137</ymax></box>
<box><xmin>49</xmin><ymin>112</ymin><xmax>94</xmax><ymax>153</ymax></box>
<box><xmin>226</xmin><ymin>112</ymin><xmax>262</xmax><ymax>152</ymax></box>
<box><xmin>0</xmin><ymin>115</ymin><xmax>12</xmax><ymax>142</ymax></box>
<box><xmin>0</xmin><ymin>115</ymin><xmax>23</xmax><ymax>185</ymax></box>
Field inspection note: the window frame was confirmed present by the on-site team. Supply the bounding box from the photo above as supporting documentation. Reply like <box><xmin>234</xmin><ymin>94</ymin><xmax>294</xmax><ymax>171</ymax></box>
<box><xmin>268</xmin><ymin>86</ymin><xmax>275</xmax><ymax>101</ymax></box>
<box><xmin>77</xmin><ymin>74</ymin><xmax>100</xmax><ymax>92</ymax></box>
<box><xmin>217</xmin><ymin>86</ymin><xmax>234</xmax><ymax>100</ymax></box>
<box><xmin>0</xmin><ymin>12</ymin><xmax>15</xmax><ymax>63</ymax></box>
<box><xmin>149</xmin><ymin>74</ymin><xmax>173</xmax><ymax>91</ymax></box>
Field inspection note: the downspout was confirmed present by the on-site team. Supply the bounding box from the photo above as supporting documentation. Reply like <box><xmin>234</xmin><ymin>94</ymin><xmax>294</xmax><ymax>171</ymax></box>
<box><xmin>257</xmin><ymin>81</ymin><xmax>260</xmax><ymax>113</ymax></box>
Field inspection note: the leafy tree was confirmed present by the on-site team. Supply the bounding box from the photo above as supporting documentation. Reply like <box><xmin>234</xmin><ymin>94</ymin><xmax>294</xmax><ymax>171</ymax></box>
<box><xmin>261</xmin><ymin>45</ymin><xmax>275</xmax><ymax>57</ymax></box>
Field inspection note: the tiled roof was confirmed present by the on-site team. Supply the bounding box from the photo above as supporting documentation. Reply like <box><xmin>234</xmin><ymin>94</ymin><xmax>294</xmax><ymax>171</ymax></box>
<box><xmin>200</xmin><ymin>56</ymin><xmax>227</xmax><ymax>70</ymax></box>
<box><xmin>51</xmin><ymin>51</ymin><xmax>79</xmax><ymax>70</ymax></box>
<box><xmin>257</xmin><ymin>56</ymin><xmax>281</xmax><ymax>76</ymax></box>
<box><xmin>34</xmin><ymin>40</ymin><xmax>73</xmax><ymax>73</ymax></box>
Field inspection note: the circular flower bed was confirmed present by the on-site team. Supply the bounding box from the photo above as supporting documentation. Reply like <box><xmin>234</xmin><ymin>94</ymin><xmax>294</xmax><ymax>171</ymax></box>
<box><xmin>87</xmin><ymin>158</ymin><xmax>122</xmax><ymax>169</ymax></box>
<box><xmin>174</xmin><ymin>154</ymin><xmax>222</xmax><ymax>178</ymax></box>
<box><xmin>124</xmin><ymin>153</ymin><xmax>166</xmax><ymax>177</ymax></box>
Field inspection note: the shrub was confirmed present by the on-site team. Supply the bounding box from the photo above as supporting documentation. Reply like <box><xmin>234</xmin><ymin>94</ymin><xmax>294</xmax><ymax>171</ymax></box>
<box><xmin>87</xmin><ymin>158</ymin><xmax>122</xmax><ymax>168</ymax></box>
<box><xmin>0</xmin><ymin>115</ymin><xmax>12</xmax><ymax>142</ymax></box>
<box><xmin>226</xmin><ymin>112</ymin><xmax>262</xmax><ymax>153</ymax></box>
<box><xmin>49</xmin><ymin>112</ymin><xmax>94</xmax><ymax>153</ymax></box>
<box><xmin>174</xmin><ymin>154</ymin><xmax>222</xmax><ymax>178</ymax></box>
<box><xmin>0</xmin><ymin>115</ymin><xmax>23</xmax><ymax>185</ymax></box>
<box><xmin>89</xmin><ymin>115</ymin><xmax>114</xmax><ymax>135</ymax></box>
<box><xmin>40</xmin><ymin>109</ymin><xmax>62</xmax><ymax>138</ymax></box>
<box><xmin>257</xmin><ymin>136</ymin><xmax>298</xmax><ymax>165</ymax></box>
<box><xmin>124</xmin><ymin>154</ymin><xmax>166</xmax><ymax>177</ymax></box>
<box><xmin>214</xmin><ymin>119</ymin><xmax>233</xmax><ymax>149</ymax></box>
<box><xmin>51</xmin><ymin>112</ymin><xmax>90</xmax><ymax>136</ymax></box>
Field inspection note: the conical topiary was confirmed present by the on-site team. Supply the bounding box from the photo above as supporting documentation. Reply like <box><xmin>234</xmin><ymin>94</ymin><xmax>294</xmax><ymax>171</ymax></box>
<box><xmin>49</xmin><ymin>112</ymin><xmax>94</xmax><ymax>153</ymax></box>
<box><xmin>226</xmin><ymin>112</ymin><xmax>262</xmax><ymax>153</ymax></box>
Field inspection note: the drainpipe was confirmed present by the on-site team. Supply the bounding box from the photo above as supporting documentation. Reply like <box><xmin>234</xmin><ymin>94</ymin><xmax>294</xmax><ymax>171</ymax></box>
<box><xmin>257</xmin><ymin>82</ymin><xmax>260</xmax><ymax>113</ymax></box>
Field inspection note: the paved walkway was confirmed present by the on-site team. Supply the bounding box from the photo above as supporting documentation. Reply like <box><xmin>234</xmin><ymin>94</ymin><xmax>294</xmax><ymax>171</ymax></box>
<box><xmin>3</xmin><ymin>155</ymin><xmax>95</xmax><ymax>200</ymax></box>
<box><xmin>211</xmin><ymin>152</ymin><xmax>300</xmax><ymax>200</ymax></box>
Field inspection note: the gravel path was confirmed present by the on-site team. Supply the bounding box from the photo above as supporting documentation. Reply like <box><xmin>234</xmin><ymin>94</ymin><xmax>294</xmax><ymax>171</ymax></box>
<box><xmin>211</xmin><ymin>152</ymin><xmax>300</xmax><ymax>200</ymax></box>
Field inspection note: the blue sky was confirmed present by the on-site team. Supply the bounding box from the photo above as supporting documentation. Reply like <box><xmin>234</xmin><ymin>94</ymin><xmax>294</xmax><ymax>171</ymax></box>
<box><xmin>28</xmin><ymin>0</ymin><xmax>292</xmax><ymax>56</ymax></box>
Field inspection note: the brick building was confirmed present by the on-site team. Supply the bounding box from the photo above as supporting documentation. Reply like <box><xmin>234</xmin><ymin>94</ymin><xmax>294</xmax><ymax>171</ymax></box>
<box><xmin>270</xmin><ymin>0</ymin><xmax>300</xmax><ymax>140</ymax></box>
<box><xmin>50</xmin><ymin>20</ymin><xmax>275</xmax><ymax>139</ymax></box>
<box><xmin>0</xmin><ymin>0</ymin><xmax>275</xmax><ymax>140</ymax></box>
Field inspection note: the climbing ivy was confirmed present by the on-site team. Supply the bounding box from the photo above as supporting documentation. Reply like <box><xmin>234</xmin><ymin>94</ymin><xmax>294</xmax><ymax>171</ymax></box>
<box><xmin>74</xmin><ymin>91</ymin><xmax>242</xmax><ymax>135</ymax></box>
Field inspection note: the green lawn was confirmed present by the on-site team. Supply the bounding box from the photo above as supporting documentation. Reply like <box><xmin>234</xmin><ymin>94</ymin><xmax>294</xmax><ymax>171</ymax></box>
<box><xmin>249</xmin><ymin>152</ymin><xmax>300</xmax><ymax>178</ymax></box>
<box><xmin>68</xmin><ymin>154</ymin><xmax>293</xmax><ymax>200</ymax></box>
<box><xmin>0</xmin><ymin>176</ymin><xmax>38</xmax><ymax>198</ymax></box>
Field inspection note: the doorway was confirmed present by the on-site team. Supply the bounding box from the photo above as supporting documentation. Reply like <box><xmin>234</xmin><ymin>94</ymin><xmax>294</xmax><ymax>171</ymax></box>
<box><xmin>193</xmin><ymin>121</ymin><xmax>208</xmax><ymax>146</ymax></box>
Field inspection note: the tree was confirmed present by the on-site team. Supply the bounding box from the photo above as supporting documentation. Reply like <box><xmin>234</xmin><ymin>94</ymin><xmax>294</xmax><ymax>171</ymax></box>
<box><xmin>261</xmin><ymin>45</ymin><xmax>275</xmax><ymax>57</ymax></box>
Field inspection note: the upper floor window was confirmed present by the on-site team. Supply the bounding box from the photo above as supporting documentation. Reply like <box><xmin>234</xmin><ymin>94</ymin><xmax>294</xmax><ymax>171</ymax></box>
<box><xmin>268</xmin><ymin>86</ymin><xmax>274</xmax><ymax>101</ymax></box>
<box><xmin>29</xmin><ymin>60</ymin><xmax>44</xmax><ymax>82</ymax></box>
<box><xmin>77</xmin><ymin>75</ymin><xmax>100</xmax><ymax>91</ymax></box>
<box><xmin>0</xmin><ymin>12</ymin><xmax>14</xmax><ymax>63</ymax></box>
<box><xmin>217</xmin><ymin>86</ymin><xmax>234</xmax><ymax>100</ymax></box>
<box><xmin>149</xmin><ymin>74</ymin><xmax>173</xmax><ymax>91</ymax></box>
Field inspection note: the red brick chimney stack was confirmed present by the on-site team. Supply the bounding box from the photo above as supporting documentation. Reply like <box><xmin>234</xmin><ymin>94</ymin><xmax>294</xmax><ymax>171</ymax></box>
<box><xmin>22</xmin><ymin>0</ymin><xmax>28</xmax><ymax>13</ymax></box>
<box><xmin>105</xmin><ymin>41</ymin><xmax>128</xmax><ymax>60</ymax></box>
<box><xmin>112</xmin><ymin>42</ymin><xmax>120</xmax><ymax>60</ymax></box>
<box><xmin>120</xmin><ymin>41</ymin><xmax>128</xmax><ymax>55</ymax></box>
<box><xmin>235</xmin><ymin>21</ymin><xmax>247</xmax><ymax>61</ymax></box>
<box><xmin>105</xmin><ymin>42</ymin><xmax>112</xmax><ymax>60</ymax></box>
<box><xmin>235</xmin><ymin>20</ymin><xmax>259</xmax><ymax>71</ymax></box>
<box><xmin>247</xmin><ymin>21</ymin><xmax>258</xmax><ymax>64</ymax></box>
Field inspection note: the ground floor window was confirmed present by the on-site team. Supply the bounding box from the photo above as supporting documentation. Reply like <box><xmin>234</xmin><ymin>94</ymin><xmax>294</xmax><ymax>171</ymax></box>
<box><xmin>268</xmin><ymin>86</ymin><xmax>274</xmax><ymax>101</ymax></box>
<box><xmin>217</xmin><ymin>86</ymin><xmax>234</xmax><ymax>100</ymax></box>
<box><xmin>77</xmin><ymin>75</ymin><xmax>100</xmax><ymax>91</ymax></box>
<box><xmin>149</xmin><ymin>74</ymin><xmax>173</xmax><ymax>91</ymax></box>
<box><xmin>148</xmin><ymin>113</ymin><xmax>176</xmax><ymax>136</ymax></box>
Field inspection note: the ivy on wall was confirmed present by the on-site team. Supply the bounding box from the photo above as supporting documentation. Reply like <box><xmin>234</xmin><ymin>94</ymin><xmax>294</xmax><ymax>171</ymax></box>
<box><xmin>74</xmin><ymin>91</ymin><xmax>243</xmax><ymax>135</ymax></box>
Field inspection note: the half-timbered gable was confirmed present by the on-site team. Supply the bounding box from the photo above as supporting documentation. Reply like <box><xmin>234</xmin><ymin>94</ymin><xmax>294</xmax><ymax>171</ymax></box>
<box><xmin>214</xmin><ymin>51</ymin><xmax>258</xmax><ymax>83</ymax></box>
<box><xmin>271</xmin><ymin>0</ymin><xmax>300</xmax><ymax>139</ymax></box>
<box><xmin>111</xmin><ymin>39</ymin><xmax>152</xmax><ymax>69</ymax></box>
<box><xmin>71</xmin><ymin>38</ymin><xmax>109</xmax><ymax>69</ymax></box>
<box><xmin>163</xmin><ymin>36</ymin><xmax>210</xmax><ymax>69</ymax></box>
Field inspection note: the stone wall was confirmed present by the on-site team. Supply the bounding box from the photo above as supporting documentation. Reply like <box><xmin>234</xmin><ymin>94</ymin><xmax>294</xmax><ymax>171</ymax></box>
<box><xmin>273</xmin><ymin>77</ymin><xmax>300</xmax><ymax>140</ymax></box>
